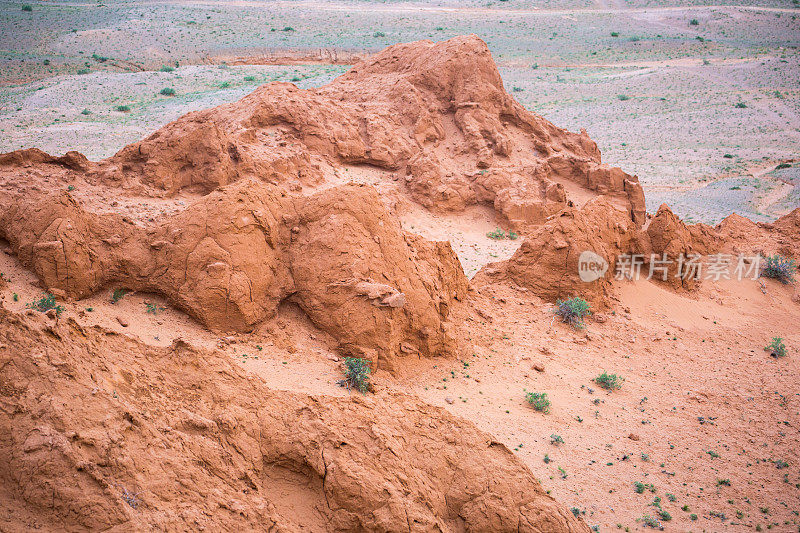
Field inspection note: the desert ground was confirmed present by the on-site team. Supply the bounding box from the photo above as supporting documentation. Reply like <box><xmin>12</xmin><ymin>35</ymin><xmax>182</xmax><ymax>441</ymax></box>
<box><xmin>0</xmin><ymin>1</ymin><xmax>799</xmax><ymax>532</ymax></box>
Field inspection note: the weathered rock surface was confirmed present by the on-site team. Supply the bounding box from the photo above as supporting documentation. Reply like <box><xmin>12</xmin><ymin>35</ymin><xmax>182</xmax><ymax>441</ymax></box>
<box><xmin>95</xmin><ymin>35</ymin><xmax>645</xmax><ymax>228</ymax></box>
<box><xmin>0</xmin><ymin>181</ymin><xmax>466</xmax><ymax>369</ymax></box>
<box><xmin>0</xmin><ymin>307</ymin><xmax>588</xmax><ymax>532</ymax></box>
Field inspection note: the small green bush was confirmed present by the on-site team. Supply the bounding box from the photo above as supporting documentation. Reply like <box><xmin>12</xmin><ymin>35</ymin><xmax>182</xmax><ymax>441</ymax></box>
<box><xmin>159</xmin><ymin>65</ymin><xmax>174</xmax><ymax>72</ymax></box>
<box><xmin>373</xmin><ymin>31</ymin><xmax>385</xmax><ymax>37</ymax></box>
<box><xmin>27</xmin><ymin>293</ymin><xmax>64</xmax><ymax>315</ymax></box>
<box><xmin>22</xmin><ymin>4</ymin><xmax>32</xmax><ymax>11</ymax></box>
<box><xmin>115</xmin><ymin>105</ymin><xmax>131</xmax><ymax>112</ymax></box>
<box><xmin>735</xmin><ymin>102</ymin><xmax>747</xmax><ymax>108</ymax></box>
<box><xmin>111</xmin><ymin>288</ymin><xmax>129</xmax><ymax>303</ymax></box>
<box><xmin>554</xmin><ymin>297</ymin><xmax>590</xmax><ymax>329</ymax></box>
<box><xmin>281</xmin><ymin>26</ymin><xmax>295</xmax><ymax>31</ymax></box>
<box><xmin>765</xmin><ymin>337</ymin><xmax>787</xmax><ymax>358</ymax></box>
<box><xmin>243</xmin><ymin>75</ymin><xmax>256</xmax><ymax>81</ymax></box>
<box><xmin>550</xmin><ymin>434</ymin><xmax>564</xmax><ymax>445</ymax></box>
<box><xmin>761</xmin><ymin>254</ymin><xmax>796</xmax><ymax>284</ymax></box>
<box><xmin>595</xmin><ymin>371</ymin><xmax>624</xmax><ymax>390</ymax></box>
<box><xmin>487</xmin><ymin>228</ymin><xmax>505</xmax><ymax>240</ymax></box>
<box><xmin>640</xmin><ymin>515</ymin><xmax>660</xmax><ymax>528</ymax></box>
<box><xmin>341</xmin><ymin>357</ymin><xmax>371</xmax><ymax>393</ymax></box>
<box><xmin>525</xmin><ymin>392</ymin><xmax>550</xmax><ymax>413</ymax></box>
<box><xmin>611</xmin><ymin>31</ymin><xmax>619</xmax><ymax>37</ymax></box>
<box><xmin>159</xmin><ymin>87</ymin><xmax>176</xmax><ymax>96</ymax></box>
<box><xmin>81</xmin><ymin>108</ymin><xmax>91</xmax><ymax>115</ymax></box>
<box><xmin>77</xmin><ymin>69</ymin><xmax>90</xmax><ymax>75</ymax></box>
<box><xmin>617</xmin><ymin>94</ymin><xmax>630</xmax><ymax>101</ymax></box>
<box><xmin>689</xmin><ymin>18</ymin><xmax>699</xmax><ymax>25</ymax></box>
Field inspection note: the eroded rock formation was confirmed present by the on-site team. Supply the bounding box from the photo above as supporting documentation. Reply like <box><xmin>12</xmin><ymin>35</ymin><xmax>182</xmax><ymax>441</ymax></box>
<box><xmin>0</xmin><ymin>308</ymin><xmax>588</xmax><ymax>532</ymax></box>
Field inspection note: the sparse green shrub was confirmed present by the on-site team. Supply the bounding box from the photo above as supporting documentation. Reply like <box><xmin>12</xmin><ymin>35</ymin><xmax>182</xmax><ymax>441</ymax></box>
<box><xmin>115</xmin><ymin>105</ymin><xmax>131</xmax><ymax>112</ymax></box>
<box><xmin>634</xmin><ymin>481</ymin><xmax>655</xmax><ymax>494</ymax></box>
<box><xmin>658</xmin><ymin>510</ymin><xmax>671</xmax><ymax>521</ymax></box>
<box><xmin>690</xmin><ymin>513</ymin><xmax>698</xmax><ymax>521</ymax></box>
<box><xmin>508</xmin><ymin>231</ymin><xmax>518</xmax><ymax>240</ymax></box>
<box><xmin>617</xmin><ymin>94</ymin><xmax>630</xmax><ymax>101</ymax></box>
<box><xmin>159</xmin><ymin>87</ymin><xmax>175</xmax><ymax>96</ymax></box>
<box><xmin>340</xmin><ymin>357</ymin><xmax>371</xmax><ymax>393</ymax></box>
<box><xmin>111</xmin><ymin>288</ymin><xmax>129</xmax><ymax>304</ymax></box>
<box><xmin>554</xmin><ymin>296</ymin><xmax>590</xmax><ymax>329</ymax></box>
<box><xmin>487</xmin><ymin>228</ymin><xmax>505</xmax><ymax>240</ymax></box>
<box><xmin>281</xmin><ymin>26</ymin><xmax>295</xmax><ymax>31</ymax></box>
<box><xmin>373</xmin><ymin>31</ymin><xmax>385</xmax><ymax>37</ymax></box>
<box><xmin>550</xmin><ymin>434</ymin><xmax>564</xmax><ymax>445</ymax></box>
<box><xmin>776</xmin><ymin>162</ymin><xmax>792</xmax><ymax>170</ymax></box>
<box><xmin>735</xmin><ymin>102</ymin><xmax>747</xmax><ymax>108</ymax></box>
<box><xmin>219</xmin><ymin>81</ymin><xmax>230</xmax><ymax>88</ymax></box>
<box><xmin>159</xmin><ymin>65</ymin><xmax>174</xmax><ymax>72</ymax></box>
<box><xmin>640</xmin><ymin>515</ymin><xmax>660</xmax><ymax>528</ymax></box>
<box><xmin>611</xmin><ymin>32</ymin><xmax>619</xmax><ymax>37</ymax></box>
<box><xmin>290</xmin><ymin>76</ymin><xmax>301</xmax><ymax>82</ymax></box>
<box><xmin>81</xmin><ymin>108</ymin><xmax>91</xmax><ymax>115</ymax></box>
<box><xmin>765</xmin><ymin>337</ymin><xmax>787</xmax><ymax>358</ymax></box>
<box><xmin>595</xmin><ymin>371</ymin><xmax>624</xmax><ymax>390</ymax></box>
<box><xmin>717</xmin><ymin>479</ymin><xmax>731</xmax><ymax>486</ymax></box>
<box><xmin>243</xmin><ymin>75</ymin><xmax>255</xmax><ymax>81</ymax></box>
<box><xmin>77</xmin><ymin>69</ymin><xmax>90</xmax><ymax>75</ymax></box>
<box><xmin>27</xmin><ymin>293</ymin><xmax>64</xmax><ymax>315</ymax></box>
<box><xmin>22</xmin><ymin>4</ymin><xmax>32</xmax><ymax>11</ymax></box>
<box><xmin>689</xmin><ymin>18</ymin><xmax>699</xmax><ymax>25</ymax></box>
<box><xmin>525</xmin><ymin>392</ymin><xmax>551</xmax><ymax>413</ymax></box>
<box><xmin>761</xmin><ymin>254</ymin><xmax>796</xmax><ymax>284</ymax></box>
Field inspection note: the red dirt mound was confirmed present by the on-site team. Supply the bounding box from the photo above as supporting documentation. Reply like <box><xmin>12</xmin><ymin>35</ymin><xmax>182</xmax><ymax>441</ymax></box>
<box><xmin>0</xmin><ymin>306</ymin><xmax>588</xmax><ymax>532</ymax></box>
<box><xmin>0</xmin><ymin>181</ymin><xmax>466</xmax><ymax>370</ymax></box>
<box><xmin>0</xmin><ymin>35</ymin><xmax>652</xmax><ymax>362</ymax></box>
<box><xmin>96</xmin><ymin>35</ymin><xmax>645</xmax><ymax>227</ymax></box>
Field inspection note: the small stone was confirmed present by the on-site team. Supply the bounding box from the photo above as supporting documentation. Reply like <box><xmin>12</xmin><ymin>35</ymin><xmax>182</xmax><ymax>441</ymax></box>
<box><xmin>116</xmin><ymin>316</ymin><xmax>129</xmax><ymax>328</ymax></box>
<box><xmin>628</xmin><ymin>433</ymin><xmax>640</xmax><ymax>441</ymax></box>
<box><xmin>445</xmin><ymin>397</ymin><xmax>454</xmax><ymax>405</ymax></box>
<box><xmin>532</xmin><ymin>364</ymin><xmax>544</xmax><ymax>373</ymax></box>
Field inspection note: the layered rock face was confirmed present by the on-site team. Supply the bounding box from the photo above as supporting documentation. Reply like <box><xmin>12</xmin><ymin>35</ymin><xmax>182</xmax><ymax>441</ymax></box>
<box><xmin>0</xmin><ymin>179</ymin><xmax>466</xmax><ymax>370</ymax></box>
<box><xmin>0</xmin><ymin>308</ymin><xmax>589</xmax><ymax>533</ymax></box>
<box><xmin>0</xmin><ymin>34</ymin><xmax>650</xmax><ymax>362</ymax></box>
<box><xmin>98</xmin><ymin>35</ymin><xmax>645</xmax><ymax>228</ymax></box>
